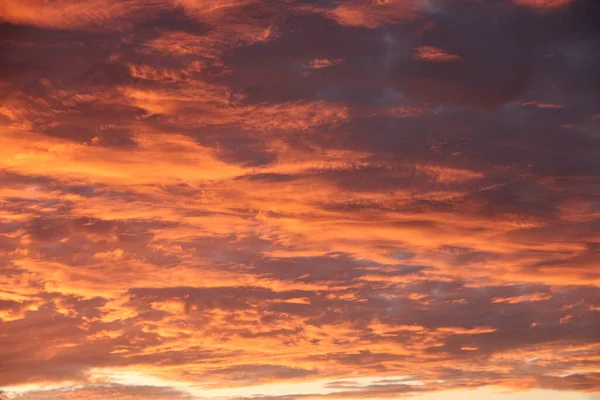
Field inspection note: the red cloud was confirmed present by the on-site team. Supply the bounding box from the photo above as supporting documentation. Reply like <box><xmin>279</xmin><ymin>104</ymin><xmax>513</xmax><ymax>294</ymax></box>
<box><xmin>413</xmin><ymin>46</ymin><xmax>461</xmax><ymax>62</ymax></box>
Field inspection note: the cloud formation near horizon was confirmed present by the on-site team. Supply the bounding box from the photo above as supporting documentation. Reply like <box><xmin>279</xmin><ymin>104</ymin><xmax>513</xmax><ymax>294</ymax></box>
<box><xmin>0</xmin><ymin>0</ymin><xmax>599</xmax><ymax>399</ymax></box>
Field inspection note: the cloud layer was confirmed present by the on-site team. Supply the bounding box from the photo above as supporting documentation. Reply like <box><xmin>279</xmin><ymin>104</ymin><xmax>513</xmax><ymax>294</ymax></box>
<box><xmin>1</xmin><ymin>0</ymin><xmax>599</xmax><ymax>399</ymax></box>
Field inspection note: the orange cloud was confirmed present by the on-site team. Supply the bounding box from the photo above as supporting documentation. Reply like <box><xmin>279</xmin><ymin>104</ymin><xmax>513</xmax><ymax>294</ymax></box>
<box><xmin>319</xmin><ymin>0</ymin><xmax>427</xmax><ymax>28</ymax></box>
<box><xmin>514</xmin><ymin>0</ymin><xmax>573</xmax><ymax>10</ymax></box>
<box><xmin>0</xmin><ymin>0</ymin><xmax>155</xmax><ymax>29</ymax></box>
<box><xmin>413</xmin><ymin>46</ymin><xmax>461</xmax><ymax>62</ymax></box>
<box><xmin>305</xmin><ymin>59</ymin><xmax>344</xmax><ymax>69</ymax></box>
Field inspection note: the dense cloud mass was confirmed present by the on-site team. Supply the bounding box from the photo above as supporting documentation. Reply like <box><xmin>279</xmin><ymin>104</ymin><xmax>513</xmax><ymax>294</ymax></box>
<box><xmin>0</xmin><ymin>0</ymin><xmax>599</xmax><ymax>399</ymax></box>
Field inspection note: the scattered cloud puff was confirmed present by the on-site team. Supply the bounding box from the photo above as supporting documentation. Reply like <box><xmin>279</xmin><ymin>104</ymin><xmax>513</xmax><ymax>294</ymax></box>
<box><xmin>413</xmin><ymin>46</ymin><xmax>461</xmax><ymax>62</ymax></box>
<box><xmin>0</xmin><ymin>0</ymin><xmax>599</xmax><ymax>399</ymax></box>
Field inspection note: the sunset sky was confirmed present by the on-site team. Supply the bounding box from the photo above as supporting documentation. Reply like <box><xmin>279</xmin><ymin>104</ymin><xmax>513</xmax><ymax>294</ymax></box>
<box><xmin>1</xmin><ymin>0</ymin><xmax>599</xmax><ymax>399</ymax></box>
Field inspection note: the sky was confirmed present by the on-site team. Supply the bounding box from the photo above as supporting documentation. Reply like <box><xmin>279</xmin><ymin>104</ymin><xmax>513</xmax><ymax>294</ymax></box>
<box><xmin>0</xmin><ymin>0</ymin><xmax>599</xmax><ymax>399</ymax></box>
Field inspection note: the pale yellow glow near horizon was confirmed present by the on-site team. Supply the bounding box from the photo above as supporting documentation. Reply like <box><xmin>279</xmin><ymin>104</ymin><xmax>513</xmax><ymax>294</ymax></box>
<box><xmin>416</xmin><ymin>387</ymin><xmax>599</xmax><ymax>400</ymax></box>
<box><xmin>4</xmin><ymin>370</ymin><xmax>598</xmax><ymax>400</ymax></box>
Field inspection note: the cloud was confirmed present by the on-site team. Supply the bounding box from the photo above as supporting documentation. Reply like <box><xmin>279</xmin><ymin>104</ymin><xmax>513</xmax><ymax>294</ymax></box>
<box><xmin>8</xmin><ymin>384</ymin><xmax>192</xmax><ymax>400</ymax></box>
<box><xmin>520</xmin><ymin>101</ymin><xmax>565</xmax><ymax>109</ymax></box>
<box><xmin>1</xmin><ymin>0</ymin><xmax>599</xmax><ymax>399</ymax></box>
<box><xmin>413</xmin><ymin>46</ymin><xmax>461</xmax><ymax>62</ymax></box>
<box><xmin>322</xmin><ymin>0</ymin><xmax>431</xmax><ymax>28</ymax></box>
<box><xmin>0</xmin><ymin>0</ymin><xmax>156</xmax><ymax>29</ymax></box>
<box><xmin>514</xmin><ymin>0</ymin><xmax>574</xmax><ymax>11</ymax></box>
